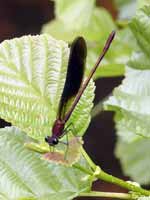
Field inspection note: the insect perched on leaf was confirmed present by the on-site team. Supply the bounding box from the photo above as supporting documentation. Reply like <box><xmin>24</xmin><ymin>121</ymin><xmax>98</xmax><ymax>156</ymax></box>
<box><xmin>45</xmin><ymin>31</ymin><xmax>115</xmax><ymax>147</ymax></box>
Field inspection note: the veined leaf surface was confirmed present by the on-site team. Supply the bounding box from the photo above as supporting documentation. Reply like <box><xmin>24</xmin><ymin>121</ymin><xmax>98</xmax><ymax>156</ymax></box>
<box><xmin>0</xmin><ymin>34</ymin><xmax>95</xmax><ymax>141</ymax></box>
<box><xmin>106</xmin><ymin>6</ymin><xmax>150</xmax><ymax>184</ymax></box>
<box><xmin>0</xmin><ymin>127</ymin><xmax>92</xmax><ymax>200</ymax></box>
<box><xmin>105</xmin><ymin>6</ymin><xmax>150</xmax><ymax>139</ymax></box>
<box><xmin>116</xmin><ymin>138</ymin><xmax>150</xmax><ymax>185</ymax></box>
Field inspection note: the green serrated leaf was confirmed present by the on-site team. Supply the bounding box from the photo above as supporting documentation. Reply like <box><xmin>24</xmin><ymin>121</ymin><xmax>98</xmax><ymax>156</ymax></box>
<box><xmin>43</xmin><ymin>6</ymin><xmax>133</xmax><ymax>78</ymax></box>
<box><xmin>0</xmin><ymin>126</ymin><xmax>92</xmax><ymax>200</ymax></box>
<box><xmin>116</xmin><ymin>138</ymin><xmax>150</xmax><ymax>185</ymax></box>
<box><xmin>53</xmin><ymin>0</ymin><xmax>95</xmax><ymax>30</ymax></box>
<box><xmin>105</xmin><ymin>5</ymin><xmax>150</xmax><ymax>185</ymax></box>
<box><xmin>0</xmin><ymin>34</ymin><xmax>95</xmax><ymax>141</ymax></box>
<box><xmin>42</xmin><ymin>7</ymin><xmax>115</xmax><ymax>42</ymax></box>
<box><xmin>129</xmin><ymin>6</ymin><xmax>150</xmax><ymax>58</ymax></box>
<box><xmin>105</xmin><ymin>6</ymin><xmax>150</xmax><ymax>139</ymax></box>
<box><xmin>87</xmin><ymin>27</ymin><xmax>135</xmax><ymax>79</ymax></box>
<box><xmin>115</xmin><ymin>116</ymin><xmax>142</xmax><ymax>143</ymax></box>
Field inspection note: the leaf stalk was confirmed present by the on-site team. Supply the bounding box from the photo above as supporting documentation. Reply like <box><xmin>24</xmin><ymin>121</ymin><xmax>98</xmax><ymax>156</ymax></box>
<box><xmin>79</xmin><ymin>191</ymin><xmax>134</xmax><ymax>199</ymax></box>
<box><xmin>80</xmin><ymin>147</ymin><xmax>150</xmax><ymax>197</ymax></box>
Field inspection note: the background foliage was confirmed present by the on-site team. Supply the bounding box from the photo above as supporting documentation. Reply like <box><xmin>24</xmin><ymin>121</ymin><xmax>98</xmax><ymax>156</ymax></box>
<box><xmin>106</xmin><ymin>5</ymin><xmax>150</xmax><ymax>185</ymax></box>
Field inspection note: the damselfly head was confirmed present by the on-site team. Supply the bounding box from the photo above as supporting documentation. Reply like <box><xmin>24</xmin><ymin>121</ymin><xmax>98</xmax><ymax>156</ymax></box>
<box><xmin>45</xmin><ymin>136</ymin><xmax>59</xmax><ymax>146</ymax></box>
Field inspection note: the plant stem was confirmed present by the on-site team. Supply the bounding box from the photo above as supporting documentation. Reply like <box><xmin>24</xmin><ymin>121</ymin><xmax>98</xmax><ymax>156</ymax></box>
<box><xmin>73</xmin><ymin>163</ymin><xmax>93</xmax><ymax>176</ymax></box>
<box><xmin>98</xmin><ymin>170</ymin><xmax>150</xmax><ymax>196</ymax></box>
<box><xmin>80</xmin><ymin>147</ymin><xmax>150</xmax><ymax>196</ymax></box>
<box><xmin>80</xmin><ymin>146</ymin><xmax>96</xmax><ymax>170</ymax></box>
<box><xmin>79</xmin><ymin>191</ymin><xmax>134</xmax><ymax>199</ymax></box>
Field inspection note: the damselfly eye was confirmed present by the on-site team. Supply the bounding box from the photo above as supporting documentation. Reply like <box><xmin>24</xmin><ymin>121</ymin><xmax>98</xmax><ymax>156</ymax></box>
<box><xmin>45</xmin><ymin>136</ymin><xmax>58</xmax><ymax>146</ymax></box>
<box><xmin>52</xmin><ymin>138</ymin><xmax>59</xmax><ymax>145</ymax></box>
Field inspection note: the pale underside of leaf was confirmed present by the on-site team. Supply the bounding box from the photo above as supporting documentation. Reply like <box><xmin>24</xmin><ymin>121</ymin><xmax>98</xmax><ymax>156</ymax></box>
<box><xmin>0</xmin><ymin>127</ymin><xmax>92</xmax><ymax>200</ymax></box>
<box><xmin>116</xmin><ymin>138</ymin><xmax>150</xmax><ymax>185</ymax></box>
<box><xmin>106</xmin><ymin>5</ymin><xmax>150</xmax><ymax>185</ymax></box>
<box><xmin>105</xmin><ymin>6</ymin><xmax>150</xmax><ymax>139</ymax></box>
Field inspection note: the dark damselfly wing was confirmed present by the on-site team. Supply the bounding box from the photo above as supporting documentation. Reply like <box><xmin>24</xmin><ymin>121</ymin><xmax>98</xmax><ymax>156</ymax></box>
<box><xmin>58</xmin><ymin>37</ymin><xmax>87</xmax><ymax>120</ymax></box>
